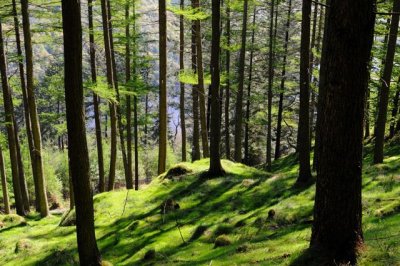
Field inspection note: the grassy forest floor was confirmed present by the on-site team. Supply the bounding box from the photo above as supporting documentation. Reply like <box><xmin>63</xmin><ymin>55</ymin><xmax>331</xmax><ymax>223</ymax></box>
<box><xmin>0</xmin><ymin>143</ymin><xmax>399</xmax><ymax>266</ymax></box>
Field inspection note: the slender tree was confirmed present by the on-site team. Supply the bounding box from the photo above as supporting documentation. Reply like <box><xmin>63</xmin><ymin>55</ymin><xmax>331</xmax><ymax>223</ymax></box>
<box><xmin>158</xmin><ymin>0</ymin><xmax>168</xmax><ymax>174</ymax></box>
<box><xmin>234</xmin><ymin>0</ymin><xmax>248</xmax><ymax>162</ymax></box>
<box><xmin>0</xmin><ymin>145</ymin><xmax>10</xmax><ymax>214</ymax></box>
<box><xmin>61</xmin><ymin>0</ymin><xmax>101</xmax><ymax>263</ymax></box>
<box><xmin>297</xmin><ymin>0</ymin><xmax>312</xmax><ymax>183</ymax></box>
<box><xmin>224</xmin><ymin>1</ymin><xmax>231</xmax><ymax>160</ymax></box>
<box><xmin>373</xmin><ymin>0</ymin><xmax>400</xmax><ymax>164</ymax></box>
<box><xmin>389</xmin><ymin>77</ymin><xmax>400</xmax><ymax>138</ymax></box>
<box><xmin>88</xmin><ymin>0</ymin><xmax>106</xmax><ymax>192</ymax></box>
<box><xmin>311</xmin><ymin>0</ymin><xmax>376</xmax><ymax>263</ymax></box>
<box><xmin>208</xmin><ymin>0</ymin><xmax>225</xmax><ymax>176</ymax></box>
<box><xmin>21</xmin><ymin>0</ymin><xmax>49</xmax><ymax>217</ymax></box>
<box><xmin>179</xmin><ymin>0</ymin><xmax>187</xmax><ymax>162</ymax></box>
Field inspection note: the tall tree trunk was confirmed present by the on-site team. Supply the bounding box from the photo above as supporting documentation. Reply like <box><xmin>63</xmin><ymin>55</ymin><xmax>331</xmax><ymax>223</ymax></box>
<box><xmin>0</xmin><ymin>19</ymin><xmax>25</xmax><ymax>216</ymax></box>
<box><xmin>275</xmin><ymin>0</ymin><xmax>292</xmax><ymax>160</ymax></box>
<box><xmin>13</xmin><ymin>0</ymin><xmax>34</xmax><ymax>212</ymax></box>
<box><xmin>179</xmin><ymin>0</ymin><xmax>187</xmax><ymax>162</ymax></box>
<box><xmin>244</xmin><ymin>7</ymin><xmax>256</xmax><ymax>164</ymax></box>
<box><xmin>191</xmin><ymin>13</ymin><xmax>201</xmax><ymax>162</ymax></box>
<box><xmin>61</xmin><ymin>1</ymin><xmax>101</xmax><ymax>263</ymax></box>
<box><xmin>365</xmin><ymin>87</ymin><xmax>371</xmax><ymax>138</ymax></box>
<box><xmin>266</xmin><ymin>0</ymin><xmax>275</xmax><ymax>170</ymax></box>
<box><xmin>296</xmin><ymin>0</ymin><xmax>312</xmax><ymax>183</ymax></box>
<box><xmin>0</xmin><ymin>146</ymin><xmax>10</xmax><ymax>214</ymax></box>
<box><xmin>373</xmin><ymin>0</ymin><xmax>400</xmax><ymax>164</ymax></box>
<box><xmin>20</xmin><ymin>0</ymin><xmax>49</xmax><ymax>217</ymax></box>
<box><xmin>132</xmin><ymin>0</ymin><xmax>139</xmax><ymax>190</ymax></box>
<box><xmin>194</xmin><ymin>0</ymin><xmax>209</xmax><ymax>158</ymax></box>
<box><xmin>224</xmin><ymin>3</ymin><xmax>231</xmax><ymax>160</ymax></box>
<box><xmin>311</xmin><ymin>0</ymin><xmax>376</xmax><ymax>263</ymax></box>
<box><xmin>158</xmin><ymin>0</ymin><xmax>168</xmax><ymax>174</ymax></box>
<box><xmin>208</xmin><ymin>0</ymin><xmax>224</xmax><ymax>177</ymax></box>
<box><xmin>234</xmin><ymin>0</ymin><xmax>249</xmax><ymax>162</ymax></box>
<box><xmin>88</xmin><ymin>0</ymin><xmax>106</xmax><ymax>193</ymax></box>
<box><xmin>389</xmin><ymin>77</ymin><xmax>400</xmax><ymax>138</ymax></box>
<box><xmin>309</xmin><ymin>2</ymin><xmax>319</xmax><ymax>148</ymax></box>
<box><xmin>100</xmin><ymin>0</ymin><xmax>118</xmax><ymax>190</ymax></box>
<box><xmin>125</xmin><ymin>1</ymin><xmax>134</xmax><ymax>190</ymax></box>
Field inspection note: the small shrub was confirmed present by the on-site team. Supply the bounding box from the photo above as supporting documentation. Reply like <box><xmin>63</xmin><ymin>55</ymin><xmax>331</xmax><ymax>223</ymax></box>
<box><xmin>214</xmin><ymin>235</ymin><xmax>231</xmax><ymax>247</ymax></box>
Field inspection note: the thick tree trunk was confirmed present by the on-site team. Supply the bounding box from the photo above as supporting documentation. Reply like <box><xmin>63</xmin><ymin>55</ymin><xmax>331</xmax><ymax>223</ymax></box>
<box><xmin>266</xmin><ymin>0</ymin><xmax>275</xmax><ymax>170</ymax></box>
<box><xmin>297</xmin><ymin>0</ymin><xmax>312</xmax><ymax>183</ymax></box>
<box><xmin>373</xmin><ymin>0</ymin><xmax>400</xmax><ymax>164</ymax></box>
<box><xmin>100</xmin><ymin>0</ymin><xmax>118</xmax><ymax>190</ymax></box>
<box><xmin>61</xmin><ymin>1</ymin><xmax>101</xmax><ymax>263</ymax></box>
<box><xmin>21</xmin><ymin>0</ymin><xmax>49</xmax><ymax>217</ymax></box>
<box><xmin>224</xmin><ymin>4</ymin><xmax>231</xmax><ymax>160</ymax></box>
<box><xmin>194</xmin><ymin>0</ymin><xmax>209</xmax><ymax>158</ymax></box>
<box><xmin>208</xmin><ymin>0</ymin><xmax>224</xmax><ymax>177</ymax></box>
<box><xmin>234</xmin><ymin>0</ymin><xmax>248</xmax><ymax>162</ymax></box>
<box><xmin>311</xmin><ymin>0</ymin><xmax>376</xmax><ymax>263</ymax></box>
<box><xmin>0</xmin><ymin>19</ymin><xmax>25</xmax><ymax>216</ymax></box>
<box><xmin>158</xmin><ymin>0</ymin><xmax>168</xmax><ymax>174</ymax></box>
<box><xmin>275</xmin><ymin>0</ymin><xmax>292</xmax><ymax>160</ymax></box>
<box><xmin>0</xmin><ymin>146</ymin><xmax>10</xmax><ymax>214</ymax></box>
<box><xmin>88</xmin><ymin>0</ymin><xmax>105</xmax><ymax>193</ymax></box>
<box><xmin>180</xmin><ymin>0</ymin><xmax>187</xmax><ymax>162</ymax></box>
<box><xmin>244</xmin><ymin>7</ymin><xmax>256</xmax><ymax>164</ymax></box>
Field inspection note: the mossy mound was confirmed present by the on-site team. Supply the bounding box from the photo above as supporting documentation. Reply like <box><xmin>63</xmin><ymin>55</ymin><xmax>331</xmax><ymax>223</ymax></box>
<box><xmin>214</xmin><ymin>235</ymin><xmax>232</xmax><ymax>247</ymax></box>
<box><xmin>15</xmin><ymin>239</ymin><xmax>33</xmax><ymax>253</ymax></box>
<box><xmin>164</xmin><ymin>165</ymin><xmax>192</xmax><ymax>180</ymax></box>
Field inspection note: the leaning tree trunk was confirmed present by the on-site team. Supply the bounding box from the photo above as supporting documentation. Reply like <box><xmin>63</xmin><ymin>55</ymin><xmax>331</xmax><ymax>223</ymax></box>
<box><xmin>179</xmin><ymin>0</ymin><xmax>187</xmax><ymax>162</ymax></box>
<box><xmin>373</xmin><ymin>0</ymin><xmax>400</xmax><ymax>164</ymax></box>
<box><xmin>0</xmin><ymin>145</ymin><xmax>10</xmax><ymax>214</ymax></box>
<box><xmin>88</xmin><ymin>0</ymin><xmax>106</xmax><ymax>193</ymax></box>
<box><xmin>296</xmin><ymin>0</ymin><xmax>312</xmax><ymax>184</ymax></box>
<box><xmin>311</xmin><ymin>0</ymin><xmax>376</xmax><ymax>264</ymax></box>
<box><xmin>0</xmin><ymin>19</ymin><xmax>25</xmax><ymax>216</ymax></box>
<box><xmin>61</xmin><ymin>0</ymin><xmax>101</xmax><ymax>264</ymax></box>
<box><xmin>21</xmin><ymin>0</ymin><xmax>49</xmax><ymax>217</ymax></box>
<box><xmin>233</xmin><ymin>0</ymin><xmax>248</xmax><ymax>163</ymax></box>
<box><xmin>208</xmin><ymin>0</ymin><xmax>224</xmax><ymax>177</ymax></box>
<box><xmin>158</xmin><ymin>0</ymin><xmax>168</xmax><ymax>174</ymax></box>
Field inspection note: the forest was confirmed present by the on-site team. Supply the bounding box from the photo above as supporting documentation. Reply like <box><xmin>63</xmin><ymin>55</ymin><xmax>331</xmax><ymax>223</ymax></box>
<box><xmin>0</xmin><ymin>0</ymin><xmax>399</xmax><ymax>265</ymax></box>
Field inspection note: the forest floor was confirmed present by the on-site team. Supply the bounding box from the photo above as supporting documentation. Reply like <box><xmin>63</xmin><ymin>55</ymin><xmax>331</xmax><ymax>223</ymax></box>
<box><xmin>0</xmin><ymin>143</ymin><xmax>400</xmax><ymax>265</ymax></box>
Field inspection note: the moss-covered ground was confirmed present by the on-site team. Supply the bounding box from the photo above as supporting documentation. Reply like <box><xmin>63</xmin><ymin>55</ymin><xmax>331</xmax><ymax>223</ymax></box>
<box><xmin>0</xmin><ymin>145</ymin><xmax>399</xmax><ymax>265</ymax></box>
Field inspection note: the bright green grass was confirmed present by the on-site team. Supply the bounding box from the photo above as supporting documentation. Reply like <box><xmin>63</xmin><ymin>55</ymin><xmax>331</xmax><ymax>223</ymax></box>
<box><xmin>0</xmin><ymin>147</ymin><xmax>399</xmax><ymax>266</ymax></box>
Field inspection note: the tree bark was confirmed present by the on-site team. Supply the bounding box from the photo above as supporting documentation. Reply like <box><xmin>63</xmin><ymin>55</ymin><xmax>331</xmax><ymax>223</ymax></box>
<box><xmin>389</xmin><ymin>77</ymin><xmax>400</xmax><ymax>138</ymax></box>
<box><xmin>266</xmin><ymin>0</ymin><xmax>275</xmax><ymax>170</ymax></box>
<box><xmin>297</xmin><ymin>0</ymin><xmax>312</xmax><ymax>183</ymax></box>
<box><xmin>234</xmin><ymin>0</ymin><xmax>249</xmax><ymax>163</ymax></box>
<box><xmin>311</xmin><ymin>0</ymin><xmax>376</xmax><ymax>263</ymax></box>
<box><xmin>309</xmin><ymin>2</ymin><xmax>319</xmax><ymax>149</ymax></box>
<box><xmin>61</xmin><ymin>0</ymin><xmax>101</xmax><ymax>263</ymax></box>
<box><xmin>244</xmin><ymin>7</ymin><xmax>256</xmax><ymax>164</ymax></box>
<box><xmin>158</xmin><ymin>0</ymin><xmax>168</xmax><ymax>174</ymax></box>
<box><xmin>180</xmin><ymin>0</ymin><xmax>187</xmax><ymax>162</ymax></box>
<box><xmin>208</xmin><ymin>0</ymin><xmax>224</xmax><ymax>177</ymax></box>
<box><xmin>275</xmin><ymin>0</ymin><xmax>292</xmax><ymax>160</ymax></box>
<box><xmin>21</xmin><ymin>0</ymin><xmax>49</xmax><ymax>217</ymax></box>
<box><xmin>0</xmin><ymin>145</ymin><xmax>10</xmax><ymax>214</ymax></box>
<box><xmin>374</xmin><ymin>0</ymin><xmax>400</xmax><ymax>164</ymax></box>
<box><xmin>224</xmin><ymin>3</ymin><xmax>231</xmax><ymax>160</ymax></box>
<box><xmin>88</xmin><ymin>0</ymin><xmax>106</xmax><ymax>193</ymax></box>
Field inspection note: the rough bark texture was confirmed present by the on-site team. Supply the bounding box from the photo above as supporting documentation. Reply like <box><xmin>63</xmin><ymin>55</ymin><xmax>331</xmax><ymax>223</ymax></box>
<box><xmin>208</xmin><ymin>0</ymin><xmax>224</xmax><ymax>177</ymax></box>
<box><xmin>158</xmin><ymin>0</ymin><xmax>168</xmax><ymax>174</ymax></box>
<box><xmin>21</xmin><ymin>0</ymin><xmax>49</xmax><ymax>217</ymax></box>
<box><xmin>0</xmin><ymin>19</ymin><xmax>25</xmax><ymax>216</ymax></box>
<box><xmin>373</xmin><ymin>0</ymin><xmax>400</xmax><ymax>163</ymax></box>
<box><xmin>61</xmin><ymin>0</ymin><xmax>101</xmax><ymax>264</ymax></box>
<box><xmin>179</xmin><ymin>0</ymin><xmax>187</xmax><ymax>162</ymax></box>
<box><xmin>234</xmin><ymin>0</ymin><xmax>248</xmax><ymax>162</ymax></box>
<box><xmin>88</xmin><ymin>0</ymin><xmax>105</xmax><ymax>193</ymax></box>
<box><xmin>0</xmin><ymin>146</ymin><xmax>10</xmax><ymax>214</ymax></box>
<box><xmin>311</xmin><ymin>0</ymin><xmax>376</xmax><ymax>264</ymax></box>
<box><xmin>297</xmin><ymin>0</ymin><xmax>312</xmax><ymax>183</ymax></box>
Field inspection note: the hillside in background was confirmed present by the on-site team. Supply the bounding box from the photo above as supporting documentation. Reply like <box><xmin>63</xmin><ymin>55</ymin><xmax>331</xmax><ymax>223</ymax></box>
<box><xmin>0</xmin><ymin>144</ymin><xmax>399</xmax><ymax>266</ymax></box>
